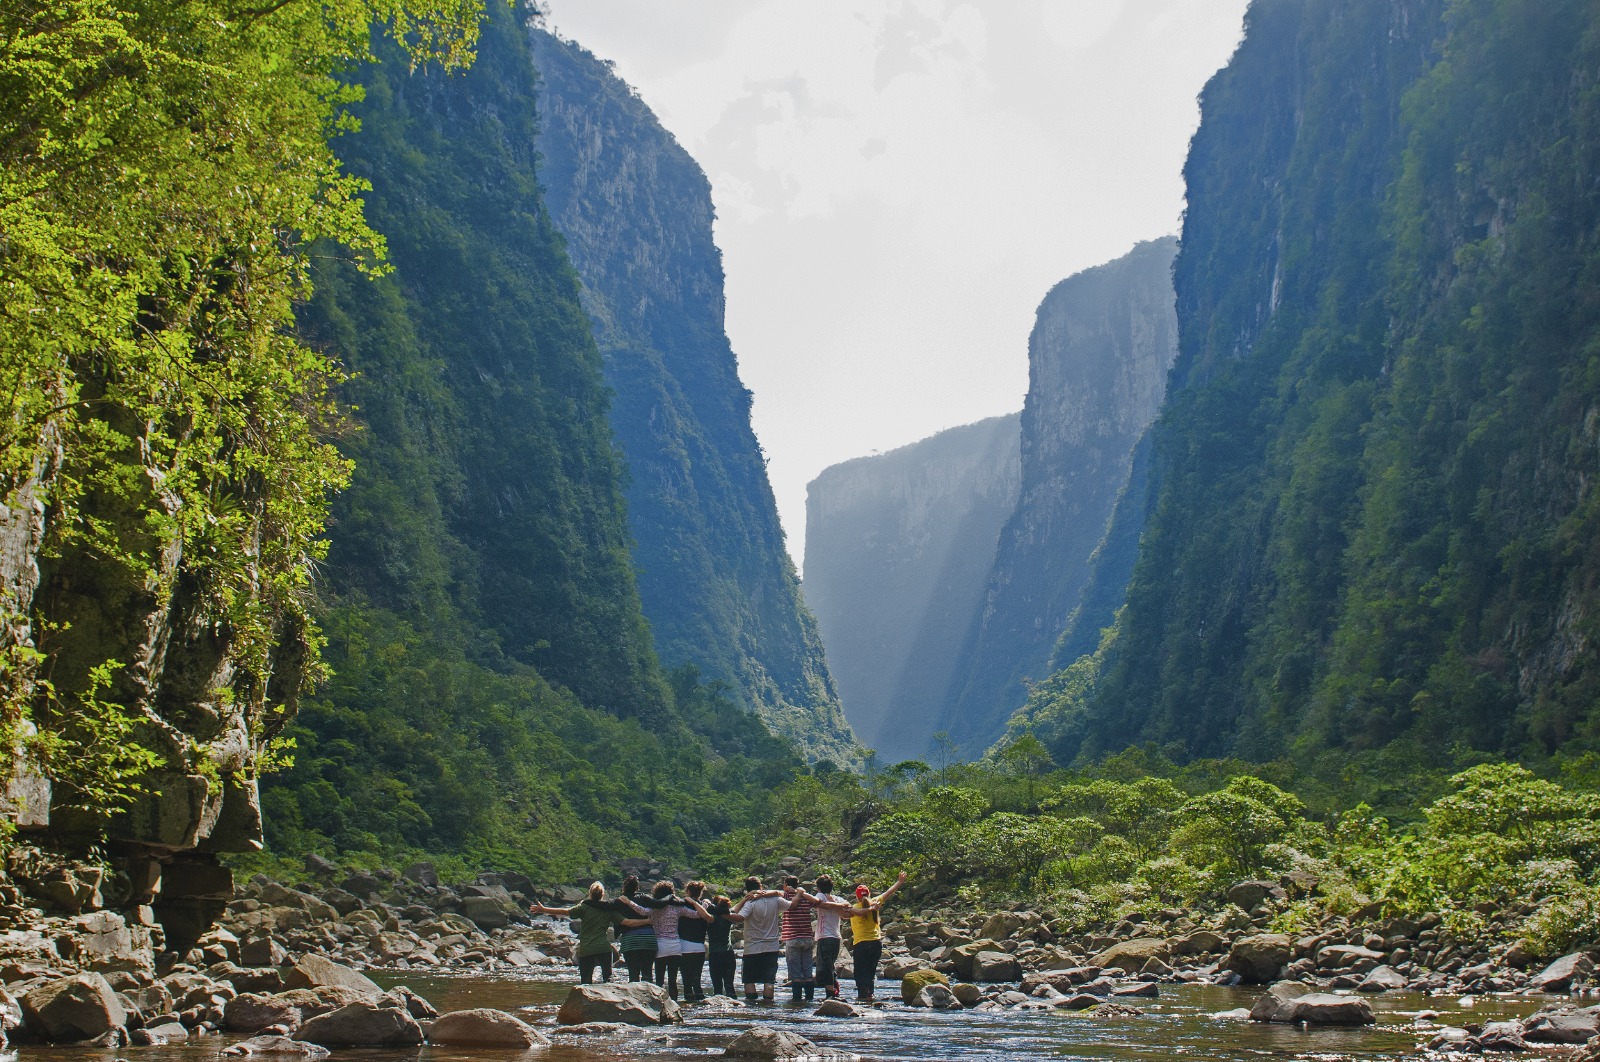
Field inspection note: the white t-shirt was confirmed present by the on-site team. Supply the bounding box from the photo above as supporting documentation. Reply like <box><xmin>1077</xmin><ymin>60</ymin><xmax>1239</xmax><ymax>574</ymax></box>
<box><xmin>740</xmin><ymin>895</ymin><xmax>791</xmax><ymax>954</ymax></box>
<box><xmin>813</xmin><ymin>893</ymin><xmax>842</xmax><ymax>940</ymax></box>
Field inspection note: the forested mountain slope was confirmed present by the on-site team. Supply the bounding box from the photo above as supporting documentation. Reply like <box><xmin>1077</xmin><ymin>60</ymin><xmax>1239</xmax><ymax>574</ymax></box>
<box><xmin>1020</xmin><ymin>0</ymin><xmax>1600</xmax><ymax>781</ymax></box>
<box><xmin>266</xmin><ymin>5</ymin><xmax>803</xmax><ymax>876</ymax></box>
<box><xmin>527</xmin><ymin>31</ymin><xmax>857</xmax><ymax>766</ymax></box>
<box><xmin>805</xmin><ymin>415</ymin><xmax>1022</xmax><ymax>762</ymax></box>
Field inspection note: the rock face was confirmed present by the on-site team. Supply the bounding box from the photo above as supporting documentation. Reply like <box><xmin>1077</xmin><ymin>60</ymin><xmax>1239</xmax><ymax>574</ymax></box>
<box><xmin>805</xmin><ymin>416</ymin><xmax>1022</xmax><ymax>761</ymax></box>
<box><xmin>528</xmin><ymin>29</ymin><xmax>857</xmax><ymax>766</ymax></box>
<box><xmin>936</xmin><ymin>238</ymin><xmax>1179</xmax><ymax>754</ymax></box>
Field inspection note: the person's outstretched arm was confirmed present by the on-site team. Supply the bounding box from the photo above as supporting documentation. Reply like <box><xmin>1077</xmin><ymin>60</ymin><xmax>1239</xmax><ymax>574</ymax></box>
<box><xmin>873</xmin><ymin>871</ymin><xmax>908</xmax><ymax>906</ymax></box>
<box><xmin>529</xmin><ymin>902</ymin><xmax>574</xmax><ymax>918</ymax></box>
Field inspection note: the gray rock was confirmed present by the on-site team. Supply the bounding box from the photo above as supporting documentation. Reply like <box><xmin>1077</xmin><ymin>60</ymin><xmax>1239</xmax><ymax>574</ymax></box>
<box><xmin>970</xmin><ymin>950</ymin><xmax>1022</xmax><ymax>982</ymax></box>
<box><xmin>225</xmin><ymin>993</ymin><xmax>305</xmax><ymax>1033</ymax></box>
<box><xmin>1113</xmin><ymin>982</ymin><xmax>1159</xmax><ymax>998</ymax></box>
<box><xmin>293</xmin><ymin>1002</ymin><xmax>423</xmax><ymax>1047</ymax></box>
<box><xmin>723</xmin><ymin>1027</ymin><xmax>848</xmax><ymax>1059</ymax></box>
<box><xmin>1530</xmin><ymin>952</ymin><xmax>1594</xmax><ymax>992</ymax></box>
<box><xmin>427</xmin><ymin>1007</ymin><xmax>548</xmax><ymax>1047</ymax></box>
<box><xmin>403</xmin><ymin>863</ymin><xmax>439</xmax><ymax>888</ymax></box>
<box><xmin>1053</xmin><ymin>993</ymin><xmax>1104</xmax><ymax>1010</ymax></box>
<box><xmin>239</xmin><ymin>936</ymin><xmax>287</xmax><ymax>968</ymax></box>
<box><xmin>812</xmin><ymin>998</ymin><xmax>861</xmax><ymax>1017</ymax></box>
<box><xmin>555</xmin><ymin>983</ymin><xmax>681</xmax><ymax>1027</ymax></box>
<box><xmin>1474</xmin><ymin>1020</ymin><xmax>1529</xmax><ymax>1052</ymax></box>
<box><xmin>1227</xmin><ymin>881</ymin><xmax>1284</xmax><ymax>911</ymax></box>
<box><xmin>225</xmin><ymin>1034</ymin><xmax>333</xmax><ymax>1059</ymax></box>
<box><xmin>1356</xmin><ymin>965</ymin><xmax>1408</xmax><ymax>992</ymax></box>
<box><xmin>1089</xmin><ymin>938</ymin><xmax>1170</xmax><ymax>972</ymax></box>
<box><xmin>20</xmin><ymin>972</ymin><xmax>127</xmax><ymax>1043</ymax></box>
<box><xmin>912</xmin><ymin>984</ymin><xmax>962</xmax><ymax>1009</ymax></box>
<box><xmin>304</xmin><ymin>854</ymin><xmax>339</xmax><ymax>878</ymax></box>
<box><xmin>283</xmin><ymin>956</ymin><xmax>383</xmax><ymax>999</ymax></box>
<box><xmin>461</xmin><ymin>895</ymin><xmax>510</xmax><ymax>930</ymax></box>
<box><xmin>979</xmin><ymin>912</ymin><xmax>1026</xmax><ymax>941</ymax></box>
<box><xmin>1250</xmin><ymin>982</ymin><xmax>1374</xmax><ymax>1026</ymax></box>
<box><xmin>1225</xmin><ymin>934</ymin><xmax>1292</xmax><ymax>984</ymax></box>
<box><xmin>1523</xmin><ymin>1007</ymin><xmax>1600</xmax><ymax>1044</ymax></box>
<box><xmin>1171</xmin><ymin>930</ymin><xmax>1228</xmax><ymax>956</ymax></box>
<box><xmin>129</xmin><ymin>1020</ymin><xmax>189</xmax><ymax>1045</ymax></box>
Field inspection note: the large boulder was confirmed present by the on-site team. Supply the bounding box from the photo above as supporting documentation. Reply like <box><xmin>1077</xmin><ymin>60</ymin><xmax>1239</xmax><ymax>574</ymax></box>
<box><xmin>1530</xmin><ymin>953</ymin><xmax>1595</xmax><ymax>993</ymax></box>
<box><xmin>1250</xmin><ymin>982</ymin><xmax>1374</xmax><ymax>1026</ymax></box>
<box><xmin>556</xmin><ymin>983</ymin><xmax>681</xmax><ymax>1027</ymax></box>
<box><xmin>900</xmin><ymin>969</ymin><xmax>950</xmax><ymax>1004</ymax></box>
<box><xmin>293</xmin><ymin>1002</ymin><xmax>423</xmax><ymax>1047</ymax></box>
<box><xmin>980</xmin><ymin>912</ymin><xmax>1027</xmax><ymax>941</ymax></box>
<box><xmin>1524</xmin><ymin>1007</ymin><xmax>1600</xmax><ymax>1044</ymax></box>
<box><xmin>1171</xmin><ymin>930</ymin><xmax>1228</xmax><ymax>956</ymax></box>
<box><xmin>971</xmin><ymin>951</ymin><xmax>1022</xmax><ymax>982</ymax></box>
<box><xmin>427</xmin><ymin>1008</ymin><xmax>549</xmax><ymax>1048</ymax></box>
<box><xmin>723</xmin><ymin>1027</ymin><xmax>848</xmax><ymax>1059</ymax></box>
<box><xmin>1227</xmin><ymin>880</ymin><xmax>1284</xmax><ymax>911</ymax></box>
<box><xmin>1356</xmin><ymin>965</ymin><xmax>1407</xmax><ymax>993</ymax></box>
<box><xmin>283</xmin><ymin>956</ymin><xmax>383</xmax><ymax>998</ymax></box>
<box><xmin>225</xmin><ymin>988</ymin><xmax>370</xmax><ymax>1033</ymax></box>
<box><xmin>20</xmin><ymin>973</ymin><xmax>127</xmax><ymax>1043</ymax></box>
<box><xmin>1225</xmin><ymin>934</ymin><xmax>1292</xmax><ymax>984</ymax></box>
<box><xmin>1090</xmin><ymin>937</ymin><xmax>1170</xmax><ymax>972</ymax></box>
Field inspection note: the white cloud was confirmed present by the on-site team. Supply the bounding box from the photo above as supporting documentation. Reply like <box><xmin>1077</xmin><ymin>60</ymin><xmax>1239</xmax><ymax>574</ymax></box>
<box><xmin>542</xmin><ymin>0</ymin><xmax>1249</xmax><ymax>569</ymax></box>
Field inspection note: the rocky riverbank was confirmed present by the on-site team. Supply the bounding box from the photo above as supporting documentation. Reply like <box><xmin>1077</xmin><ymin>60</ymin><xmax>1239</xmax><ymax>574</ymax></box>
<box><xmin>3</xmin><ymin>852</ymin><xmax>1600</xmax><ymax>1056</ymax></box>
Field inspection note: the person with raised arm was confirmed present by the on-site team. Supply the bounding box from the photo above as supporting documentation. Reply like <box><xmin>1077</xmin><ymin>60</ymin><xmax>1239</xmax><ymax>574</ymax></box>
<box><xmin>847</xmin><ymin>870</ymin><xmax>907</xmax><ymax>1003</ymax></box>
<box><xmin>529</xmin><ymin>882</ymin><xmax>648</xmax><ymax>985</ymax></box>
<box><xmin>646</xmin><ymin>879</ymin><xmax>707</xmax><ymax>1000</ymax></box>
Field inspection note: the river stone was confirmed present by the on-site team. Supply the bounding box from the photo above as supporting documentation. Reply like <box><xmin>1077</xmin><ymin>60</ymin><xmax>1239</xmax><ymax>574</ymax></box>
<box><xmin>284</xmin><ymin>956</ymin><xmax>382</xmax><ymax>998</ymax></box>
<box><xmin>1250</xmin><ymin>982</ymin><xmax>1374</xmax><ymax>1026</ymax></box>
<box><xmin>1356</xmin><ymin>965</ymin><xmax>1407</xmax><ymax>993</ymax></box>
<box><xmin>1475</xmin><ymin>1020</ymin><xmax>1528</xmax><ymax>1052</ymax></box>
<box><xmin>980</xmin><ymin>912</ymin><xmax>1027</xmax><ymax>941</ymax></box>
<box><xmin>556</xmin><ymin>983</ymin><xmax>681</xmax><ymax>1026</ymax></box>
<box><xmin>130</xmin><ymin>1020</ymin><xmax>189</xmax><ymax>1045</ymax></box>
<box><xmin>1226</xmin><ymin>881</ymin><xmax>1283</xmax><ymax>911</ymax></box>
<box><xmin>813</xmin><ymin>998</ymin><xmax>861</xmax><ymax>1017</ymax></box>
<box><xmin>913</xmin><ymin>984</ymin><xmax>962</xmax><ymax>1009</ymax></box>
<box><xmin>427</xmin><ymin>1007</ymin><xmax>549</xmax><ymax>1047</ymax></box>
<box><xmin>293</xmin><ymin>1001</ymin><xmax>423</xmax><ymax>1047</ymax></box>
<box><xmin>225</xmin><ymin>1034</ymin><xmax>332</xmax><ymax>1059</ymax></box>
<box><xmin>20</xmin><ymin>972</ymin><xmax>127</xmax><ymax>1042</ymax></box>
<box><xmin>1171</xmin><ymin>930</ymin><xmax>1228</xmax><ymax>956</ymax></box>
<box><xmin>1090</xmin><ymin>937</ymin><xmax>1170</xmax><ymax>972</ymax></box>
<box><xmin>724</xmin><ymin>1027</ymin><xmax>847</xmax><ymax>1059</ymax></box>
<box><xmin>1054</xmin><ymin>993</ymin><xmax>1103</xmax><ymax>1010</ymax></box>
<box><xmin>1530</xmin><ymin>952</ymin><xmax>1595</xmax><ymax>992</ymax></box>
<box><xmin>1316</xmin><ymin>944</ymin><xmax>1382</xmax><ymax>971</ymax></box>
<box><xmin>900</xmin><ymin>968</ymin><xmax>950</xmax><ymax>1004</ymax></box>
<box><xmin>952</xmin><ymin>983</ymin><xmax>984</xmax><ymax>1006</ymax></box>
<box><xmin>972</xmin><ymin>950</ymin><xmax>1022</xmax><ymax>982</ymax></box>
<box><xmin>1525</xmin><ymin>1009</ymin><xmax>1600</xmax><ymax>1044</ymax></box>
<box><xmin>1225</xmin><ymin>934</ymin><xmax>1292</xmax><ymax>984</ymax></box>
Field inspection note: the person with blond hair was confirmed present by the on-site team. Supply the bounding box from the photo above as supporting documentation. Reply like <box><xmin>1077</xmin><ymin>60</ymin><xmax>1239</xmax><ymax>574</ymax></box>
<box><xmin>530</xmin><ymin>882</ymin><xmax>646</xmax><ymax>984</ymax></box>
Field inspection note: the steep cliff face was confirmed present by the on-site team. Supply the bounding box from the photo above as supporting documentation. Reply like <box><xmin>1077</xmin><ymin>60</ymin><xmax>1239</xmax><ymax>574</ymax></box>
<box><xmin>1049</xmin><ymin>0</ymin><xmax>1600</xmax><ymax>775</ymax></box>
<box><xmin>804</xmin><ymin>415</ymin><xmax>1021</xmax><ymax>762</ymax></box>
<box><xmin>934</xmin><ymin>238</ymin><xmax>1179</xmax><ymax>756</ymax></box>
<box><xmin>526</xmin><ymin>30</ymin><xmax>856</xmax><ymax>765</ymax></box>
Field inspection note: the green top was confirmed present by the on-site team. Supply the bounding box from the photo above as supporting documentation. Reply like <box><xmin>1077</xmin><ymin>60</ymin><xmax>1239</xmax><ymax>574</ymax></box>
<box><xmin>572</xmin><ymin>899</ymin><xmax>626</xmax><ymax>956</ymax></box>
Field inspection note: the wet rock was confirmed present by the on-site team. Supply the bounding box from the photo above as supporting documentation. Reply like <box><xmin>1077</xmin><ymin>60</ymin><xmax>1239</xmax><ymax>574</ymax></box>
<box><xmin>1529</xmin><ymin>952</ymin><xmax>1594</xmax><ymax>992</ymax></box>
<box><xmin>1225</xmin><ymin>934</ymin><xmax>1292</xmax><ymax>984</ymax></box>
<box><xmin>555</xmin><ymin>983</ymin><xmax>681</xmax><ymax>1026</ymax></box>
<box><xmin>1249</xmin><ymin>982</ymin><xmax>1374</xmax><ymax>1026</ymax></box>
<box><xmin>1113</xmin><ymin>982</ymin><xmax>1159</xmax><ymax>999</ymax></box>
<box><xmin>1052</xmin><ymin>993</ymin><xmax>1103</xmax><ymax>1010</ymax></box>
<box><xmin>723</xmin><ymin>1027</ymin><xmax>848</xmax><ymax>1059</ymax></box>
<box><xmin>1474</xmin><ymin>1020</ymin><xmax>1529</xmax><ymax>1052</ymax></box>
<box><xmin>227</xmin><ymin>1033</ymin><xmax>334</xmax><ymax>1058</ymax></box>
<box><xmin>283</xmin><ymin>956</ymin><xmax>383</xmax><ymax>998</ymax></box>
<box><xmin>1427</xmin><ymin>1027</ymin><xmax>1473</xmax><ymax>1050</ymax></box>
<box><xmin>226</xmin><ymin>993</ymin><xmax>305</xmax><ymax>1033</ymax></box>
<box><xmin>1089</xmin><ymin>1002</ymin><xmax>1143</xmax><ymax>1018</ymax></box>
<box><xmin>549</xmin><ymin>1021</ymin><xmax>650</xmax><ymax>1036</ymax></box>
<box><xmin>20</xmin><ymin>972</ymin><xmax>127</xmax><ymax>1042</ymax></box>
<box><xmin>129</xmin><ymin>1020</ymin><xmax>189</xmax><ymax>1044</ymax></box>
<box><xmin>293</xmin><ymin>1001</ymin><xmax>423</xmax><ymax>1047</ymax></box>
<box><xmin>913</xmin><ymin>984</ymin><xmax>962</xmax><ymax>1009</ymax></box>
<box><xmin>1522</xmin><ymin>1005</ymin><xmax>1600</xmax><ymax>1044</ymax></box>
<box><xmin>900</xmin><ymin>968</ymin><xmax>949</xmax><ymax>1004</ymax></box>
<box><xmin>951</xmin><ymin>983</ymin><xmax>984</xmax><ymax>1006</ymax></box>
<box><xmin>813</xmin><ymin>998</ymin><xmax>861</xmax><ymax>1017</ymax></box>
<box><xmin>427</xmin><ymin>1007</ymin><xmax>548</xmax><ymax>1047</ymax></box>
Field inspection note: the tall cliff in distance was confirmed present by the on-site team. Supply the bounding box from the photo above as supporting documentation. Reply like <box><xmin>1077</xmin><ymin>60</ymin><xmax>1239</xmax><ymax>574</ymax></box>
<box><xmin>1029</xmin><ymin>0</ymin><xmax>1600</xmax><ymax>784</ymax></box>
<box><xmin>804</xmin><ymin>415</ymin><xmax>1022</xmax><ymax>762</ymax></box>
<box><xmin>937</xmin><ymin>238</ymin><xmax>1179</xmax><ymax>757</ymax></box>
<box><xmin>527</xmin><ymin>30</ymin><xmax>857</xmax><ymax>766</ymax></box>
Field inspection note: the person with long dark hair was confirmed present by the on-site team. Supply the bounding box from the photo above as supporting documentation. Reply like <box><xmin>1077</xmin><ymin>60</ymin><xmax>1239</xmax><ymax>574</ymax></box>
<box><xmin>847</xmin><ymin>871</ymin><xmax>906</xmax><ymax>1002</ymax></box>
<box><xmin>704</xmin><ymin>891</ymin><xmax>742</xmax><ymax>997</ymax></box>
<box><xmin>676</xmin><ymin>880</ymin><xmax>715</xmax><ymax>1001</ymax></box>
<box><xmin>614</xmin><ymin>875</ymin><xmax>661</xmax><ymax>982</ymax></box>
<box><xmin>646</xmin><ymin>879</ymin><xmax>708</xmax><ymax>999</ymax></box>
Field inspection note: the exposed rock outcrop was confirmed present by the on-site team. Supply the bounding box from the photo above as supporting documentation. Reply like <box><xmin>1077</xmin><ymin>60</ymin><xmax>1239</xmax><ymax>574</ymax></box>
<box><xmin>805</xmin><ymin>415</ymin><xmax>1021</xmax><ymax>760</ymax></box>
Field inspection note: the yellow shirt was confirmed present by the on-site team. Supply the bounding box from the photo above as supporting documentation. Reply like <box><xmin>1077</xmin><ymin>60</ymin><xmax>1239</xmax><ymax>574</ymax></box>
<box><xmin>849</xmin><ymin>902</ymin><xmax>881</xmax><ymax>943</ymax></box>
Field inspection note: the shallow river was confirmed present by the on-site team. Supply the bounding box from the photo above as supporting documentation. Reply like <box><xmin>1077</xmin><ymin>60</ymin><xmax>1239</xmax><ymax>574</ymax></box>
<box><xmin>6</xmin><ymin>971</ymin><xmax>1546</xmax><ymax>1062</ymax></box>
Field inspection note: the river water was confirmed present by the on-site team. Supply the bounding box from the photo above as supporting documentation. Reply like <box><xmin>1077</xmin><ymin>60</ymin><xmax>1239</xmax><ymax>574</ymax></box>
<box><xmin>6</xmin><ymin>970</ymin><xmax>1544</xmax><ymax>1062</ymax></box>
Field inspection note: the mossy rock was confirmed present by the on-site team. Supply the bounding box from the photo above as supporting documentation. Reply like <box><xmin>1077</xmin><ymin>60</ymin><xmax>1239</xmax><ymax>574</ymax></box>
<box><xmin>900</xmin><ymin>969</ymin><xmax>950</xmax><ymax>1004</ymax></box>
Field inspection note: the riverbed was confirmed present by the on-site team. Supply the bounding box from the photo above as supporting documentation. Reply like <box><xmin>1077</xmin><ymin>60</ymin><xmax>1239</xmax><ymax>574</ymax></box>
<box><xmin>6</xmin><ymin>971</ymin><xmax>1546</xmax><ymax>1062</ymax></box>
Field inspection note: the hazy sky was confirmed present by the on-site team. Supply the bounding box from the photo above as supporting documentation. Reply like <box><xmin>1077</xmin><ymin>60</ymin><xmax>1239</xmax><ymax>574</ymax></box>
<box><xmin>541</xmin><ymin>0</ymin><xmax>1251</xmax><ymax>572</ymax></box>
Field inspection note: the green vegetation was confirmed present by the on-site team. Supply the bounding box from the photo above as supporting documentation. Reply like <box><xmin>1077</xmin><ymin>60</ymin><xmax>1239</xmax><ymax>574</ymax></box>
<box><xmin>1013</xmin><ymin>0</ymin><xmax>1600</xmax><ymax>787</ymax></box>
<box><xmin>254</xmin><ymin>4</ymin><xmax>810</xmax><ymax>881</ymax></box>
<box><xmin>726</xmin><ymin>750</ymin><xmax>1600</xmax><ymax>956</ymax></box>
<box><xmin>0</xmin><ymin>0</ymin><xmax>478</xmax><ymax>819</ymax></box>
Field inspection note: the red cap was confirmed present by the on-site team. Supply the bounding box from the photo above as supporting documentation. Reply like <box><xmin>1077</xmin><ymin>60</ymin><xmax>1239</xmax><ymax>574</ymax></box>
<box><xmin>855</xmin><ymin>884</ymin><xmax>870</xmax><ymax>898</ymax></box>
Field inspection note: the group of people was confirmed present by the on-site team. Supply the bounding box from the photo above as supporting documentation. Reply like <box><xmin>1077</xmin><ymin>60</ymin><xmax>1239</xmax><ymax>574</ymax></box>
<box><xmin>531</xmin><ymin>870</ymin><xmax>907</xmax><ymax>1004</ymax></box>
